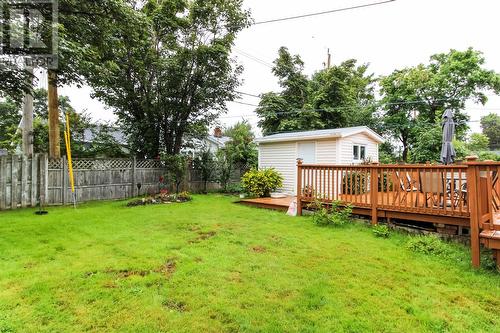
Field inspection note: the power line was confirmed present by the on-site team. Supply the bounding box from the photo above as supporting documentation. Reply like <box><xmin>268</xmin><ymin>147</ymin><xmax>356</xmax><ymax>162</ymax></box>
<box><xmin>254</xmin><ymin>0</ymin><xmax>397</xmax><ymax>25</ymax></box>
<box><xmin>234</xmin><ymin>48</ymin><xmax>274</xmax><ymax>68</ymax></box>
<box><xmin>228</xmin><ymin>100</ymin><xmax>260</xmax><ymax>107</ymax></box>
<box><xmin>222</xmin><ymin>98</ymin><xmax>500</xmax><ymax>118</ymax></box>
<box><xmin>235</xmin><ymin>90</ymin><xmax>261</xmax><ymax>98</ymax></box>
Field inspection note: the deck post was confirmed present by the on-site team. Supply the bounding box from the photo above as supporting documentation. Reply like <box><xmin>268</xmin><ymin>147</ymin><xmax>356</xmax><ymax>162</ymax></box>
<box><xmin>370</xmin><ymin>163</ymin><xmax>379</xmax><ymax>225</ymax></box>
<box><xmin>466</xmin><ymin>156</ymin><xmax>481</xmax><ymax>268</ymax></box>
<box><xmin>296</xmin><ymin>159</ymin><xmax>303</xmax><ymax>216</ymax></box>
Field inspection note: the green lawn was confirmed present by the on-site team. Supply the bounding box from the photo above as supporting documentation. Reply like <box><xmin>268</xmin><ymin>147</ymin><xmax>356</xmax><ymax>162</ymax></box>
<box><xmin>0</xmin><ymin>195</ymin><xmax>499</xmax><ymax>333</ymax></box>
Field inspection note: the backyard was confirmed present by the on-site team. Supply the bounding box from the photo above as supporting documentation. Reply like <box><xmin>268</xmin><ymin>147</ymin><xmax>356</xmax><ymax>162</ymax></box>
<box><xmin>0</xmin><ymin>195</ymin><xmax>499</xmax><ymax>333</ymax></box>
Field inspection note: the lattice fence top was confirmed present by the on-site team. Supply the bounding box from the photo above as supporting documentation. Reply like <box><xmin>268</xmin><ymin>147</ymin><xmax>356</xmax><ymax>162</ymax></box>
<box><xmin>136</xmin><ymin>159</ymin><xmax>163</xmax><ymax>169</ymax></box>
<box><xmin>48</xmin><ymin>159</ymin><xmax>62</xmax><ymax>169</ymax></box>
<box><xmin>42</xmin><ymin>157</ymin><xmax>164</xmax><ymax>170</ymax></box>
<box><xmin>72</xmin><ymin>159</ymin><xmax>133</xmax><ymax>170</ymax></box>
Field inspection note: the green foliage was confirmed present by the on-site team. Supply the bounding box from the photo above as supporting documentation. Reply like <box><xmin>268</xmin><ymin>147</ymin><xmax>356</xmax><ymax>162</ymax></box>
<box><xmin>59</xmin><ymin>0</ymin><xmax>251</xmax><ymax>158</ymax></box>
<box><xmin>380</xmin><ymin>48</ymin><xmax>500</xmax><ymax>162</ymax></box>
<box><xmin>478</xmin><ymin>151</ymin><xmax>500</xmax><ymax>162</ymax></box>
<box><xmin>372</xmin><ymin>224</ymin><xmax>390</xmax><ymax>238</ymax></box>
<box><xmin>193</xmin><ymin>149</ymin><xmax>216</xmax><ymax>193</ymax></box>
<box><xmin>467</xmin><ymin>133</ymin><xmax>490</xmax><ymax>152</ymax></box>
<box><xmin>0</xmin><ymin>64</ymin><xmax>34</xmax><ymax>103</ymax></box>
<box><xmin>309</xmin><ymin>199</ymin><xmax>353</xmax><ymax>227</ymax></box>
<box><xmin>256</xmin><ymin>47</ymin><xmax>377</xmax><ymax>135</ymax></box>
<box><xmin>481</xmin><ymin>113</ymin><xmax>500</xmax><ymax>149</ymax></box>
<box><xmin>224</xmin><ymin>121</ymin><xmax>258</xmax><ymax>172</ymax></box>
<box><xmin>224</xmin><ymin>182</ymin><xmax>243</xmax><ymax>194</ymax></box>
<box><xmin>410</xmin><ymin>123</ymin><xmax>442</xmax><ymax>163</ymax></box>
<box><xmin>342</xmin><ymin>172</ymin><xmax>368</xmax><ymax>194</ymax></box>
<box><xmin>406</xmin><ymin>235</ymin><xmax>451</xmax><ymax>257</ymax></box>
<box><xmin>0</xmin><ymin>89</ymin><xmax>125</xmax><ymax>157</ymax></box>
<box><xmin>241</xmin><ymin>168</ymin><xmax>283</xmax><ymax>198</ymax></box>
<box><xmin>379</xmin><ymin>142</ymin><xmax>398</xmax><ymax>164</ymax></box>
<box><xmin>0</xmin><ymin>98</ymin><xmax>21</xmax><ymax>152</ymax></box>
<box><xmin>127</xmin><ymin>191</ymin><xmax>192</xmax><ymax>207</ymax></box>
<box><xmin>215</xmin><ymin>148</ymin><xmax>234</xmax><ymax>192</ymax></box>
<box><xmin>162</xmin><ymin>154</ymin><xmax>188</xmax><ymax>194</ymax></box>
<box><xmin>453</xmin><ymin>139</ymin><xmax>471</xmax><ymax>162</ymax></box>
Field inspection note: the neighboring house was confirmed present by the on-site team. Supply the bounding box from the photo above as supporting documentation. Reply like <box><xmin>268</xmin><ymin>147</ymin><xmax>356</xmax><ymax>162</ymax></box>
<box><xmin>183</xmin><ymin>127</ymin><xmax>231</xmax><ymax>156</ymax></box>
<box><xmin>82</xmin><ymin>127</ymin><xmax>130</xmax><ymax>155</ymax></box>
<box><xmin>255</xmin><ymin>126</ymin><xmax>384</xmax><ymax>194</ymax></box>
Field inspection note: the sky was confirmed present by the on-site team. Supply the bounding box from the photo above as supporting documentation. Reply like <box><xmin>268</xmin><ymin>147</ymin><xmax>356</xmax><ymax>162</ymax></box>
<box><xmin>42</xmin><ymin>0</ymin><xmax>500</xmax><ymax>137</ymax></box>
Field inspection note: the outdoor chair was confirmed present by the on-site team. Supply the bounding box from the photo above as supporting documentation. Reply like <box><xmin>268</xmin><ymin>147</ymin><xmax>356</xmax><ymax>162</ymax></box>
<box><xmin>491</xmin><ymin>170</ymin><xmax>499</xmax><ymax>210</ymax></box>
<box><xmin>394</xmin><ymin>171</ymin><xmax>418</xmax><ymax>205</ymax></box>
<box><xmin>419</xmin><ymin>171</ymin><xmax>446</xmax><ymax>208</ymax></box>
<box><xmin>453</xmin><ymin>182</ymin><xmax>467</xmax><ymax>208</ymax></box>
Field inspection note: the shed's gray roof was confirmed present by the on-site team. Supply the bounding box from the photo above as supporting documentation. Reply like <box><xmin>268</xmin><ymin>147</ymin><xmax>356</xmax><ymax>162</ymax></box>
<box><xmin>255</xmin><ymin>126</ymin><xmax>384</xmax><ymax>144</ymax></box>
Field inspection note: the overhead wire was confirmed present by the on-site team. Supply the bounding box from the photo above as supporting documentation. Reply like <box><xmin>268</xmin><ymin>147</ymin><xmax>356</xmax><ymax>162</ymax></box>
<box><xmin>253</xmin><ymin>0</ymin><xmax>397</xmax><ymax>25</ymax></box>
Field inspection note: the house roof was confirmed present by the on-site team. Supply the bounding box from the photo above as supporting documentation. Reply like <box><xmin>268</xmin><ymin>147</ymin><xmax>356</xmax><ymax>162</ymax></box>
<box><xmin>206</xmin><ymin>135</ymin><xmax>231</xmax><ymax>148</ymax></box>
<box><xmin>254</xmin><ymin>126</ymin><xmax>384</xmax><ymax>144</ymax></box>
<box><xmin>83</xmin><ymin>127</ymin><xmax>128</xmax><ymax>145</ymax></box>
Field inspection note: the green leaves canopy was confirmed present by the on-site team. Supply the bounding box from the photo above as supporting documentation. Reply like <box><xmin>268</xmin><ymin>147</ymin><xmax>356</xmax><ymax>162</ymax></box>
<box><xmin>256</xmin><ymin>47</ymin><xmax>377</xmax><ymax>135</ymax></box>
<box><xmin>59</xmin><ymin>0</ymin><xmax>251</xmax><ymax>158</ymax></box>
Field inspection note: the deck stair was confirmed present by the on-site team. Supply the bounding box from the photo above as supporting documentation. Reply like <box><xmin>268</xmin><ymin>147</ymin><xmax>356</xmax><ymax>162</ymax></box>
<box><xmin>480</xmin><ymin>214</ymin><xmax>500</xmax><ymax>266</ymax></box>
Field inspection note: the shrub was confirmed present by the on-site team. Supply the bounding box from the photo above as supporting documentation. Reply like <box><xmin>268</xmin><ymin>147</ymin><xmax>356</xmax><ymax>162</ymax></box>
<box><xmin>342</xmin><ymin>172</ymin><xmax>368</xmax><ymax>194</ymax></box>
<box><xmin>372</xmin><ymin>224</ymin><xmax>390</xmax><ymax>238</ymax></box>
<box><xmin>241</xmin><ymin>168</ymin><xmax>283</xmax><ymax>197</ymax></box>
<box><xmin>309</xmin><ymin>199</ymin><xmax>353</xmax><ymax>227</ymax></box>
<box><xmin>406</xmin><ymin>235</ymin><xmax>450</xmax><ymax>256</ymax></box>
<box><xmin>127</xmin><ymin>191</ymin><xmax>192</xmax><ymax>207</ymax></box>
<box><xmin>161</xmin><ymin>154</ymin><xmax>188</xmax><ymax>193</ymax></box>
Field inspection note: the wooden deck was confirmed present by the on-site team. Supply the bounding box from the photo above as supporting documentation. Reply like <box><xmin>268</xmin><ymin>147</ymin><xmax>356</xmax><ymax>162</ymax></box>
<box><xmin>239</xmin><ymin>196</ymin><xmax>294</xmax><ymax>211</ymax></box>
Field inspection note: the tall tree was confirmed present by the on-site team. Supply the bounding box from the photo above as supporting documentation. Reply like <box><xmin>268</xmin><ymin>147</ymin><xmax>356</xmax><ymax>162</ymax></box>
<box><xmin>256</xmin><ymin>47</ymin><xmax>377</xmax><ymax>135</ymax></box>
<box><xmin>64</xmin><ymin>0</ymin><xmax>250</xmax><ymax>158</ymax></box>
<box><xmin>224</xmin><ymin>120</ymin><xmax>258</xmax><ymax>173</ymax></box>
<box><xmin>0</xmin><ymin>98</ymin><xmax>21</xmax><ymax>152</ymax></box>
<box><xmin>480</xmin><ymin>113</ymin><xmax>500</xmax><ymax>149</ymax></box>
<box><xmin>380</xmin><ymin>48</ymin><xmax>500</xmax><ymax>162</ymax></box>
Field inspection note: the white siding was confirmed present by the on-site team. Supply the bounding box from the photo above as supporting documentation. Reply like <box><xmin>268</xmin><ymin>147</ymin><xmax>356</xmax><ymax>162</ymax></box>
<box><xmin>258</xmin><ymin>133</ymin><xmax>380</xmax><ymax>195</ymax></box>
<box><xmin>339</xmin><ymin>133</ymin><xmax>379</xmax><ymax>164</ymax></box>
<box><xmin>316</xmin><ymin>139</ymin><xmax>338</xmax><ymax>164</ymax></box>
<box><xmin>259</xmin><ymin>142</ymin><xmax>297</xmax><ymax>194</ymax></box>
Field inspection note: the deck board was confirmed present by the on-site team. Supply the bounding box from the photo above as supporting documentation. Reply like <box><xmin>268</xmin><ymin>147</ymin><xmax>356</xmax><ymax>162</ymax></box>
<box><xmin>239</xmin><ymin>197</ymin><xmax>294</xmax><ymax>211</ymax></box>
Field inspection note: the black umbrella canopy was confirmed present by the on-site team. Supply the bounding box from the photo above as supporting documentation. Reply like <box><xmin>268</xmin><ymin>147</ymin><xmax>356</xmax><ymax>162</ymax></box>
<box><xmin>441</xmin><ymin>109</ymin><xmax>456</xmax><ymax>165</ymax></box>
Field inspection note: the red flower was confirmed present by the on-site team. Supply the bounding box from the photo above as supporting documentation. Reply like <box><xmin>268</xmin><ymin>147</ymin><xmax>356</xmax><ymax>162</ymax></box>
<box><xmin>159</xmin><ymin>176</ymin><xmax>164</xmax><ymax>183</ymax></box>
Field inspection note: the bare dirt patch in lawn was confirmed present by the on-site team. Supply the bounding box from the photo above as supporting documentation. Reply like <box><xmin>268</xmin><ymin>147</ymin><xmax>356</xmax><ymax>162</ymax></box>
<box><xmin>251</xmin><ymin>245</ymin><xmax>267</xmax><ymax>253</ymax></box>
<box><xmin>189</xmin><ymin>231</ymin><xmax>217</xmax><ymax>243</ymax></box>
<box><xmin>155</xmin><ymin>258</ymin><xmax>177</xmax><ymax>277</ymax></box>
<box><xmin>163</xmin><ymin>299</ymin><xmax>188</xmax><ymax>312</ymax></box>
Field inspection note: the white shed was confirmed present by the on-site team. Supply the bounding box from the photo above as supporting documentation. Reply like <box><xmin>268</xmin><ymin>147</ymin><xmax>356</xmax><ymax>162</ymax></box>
<box><xmin>255</xmin><ymin>126</ymin><xmax>384</xmax><ymax>194</ymax></box>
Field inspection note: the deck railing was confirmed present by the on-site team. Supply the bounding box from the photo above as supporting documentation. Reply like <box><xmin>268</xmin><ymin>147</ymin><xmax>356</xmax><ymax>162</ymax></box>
<box><xmin>296</xmin><ymin>158</ymin><xmax>500</xmax><ymax>268</ymax></box>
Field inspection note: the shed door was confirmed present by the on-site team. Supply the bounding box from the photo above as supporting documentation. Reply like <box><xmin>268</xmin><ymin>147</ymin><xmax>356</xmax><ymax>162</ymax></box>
<box><xmin>298</xmin><ymin>142</ymin><xmax>316</xmax><ymax>164</ymax></box>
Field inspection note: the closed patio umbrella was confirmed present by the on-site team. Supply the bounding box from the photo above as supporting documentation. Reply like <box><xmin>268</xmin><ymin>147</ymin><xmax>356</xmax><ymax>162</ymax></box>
<box><xmin>441</xmin><ymin>109</ymin><xmax>456</xmax><ymax>165</ymax></box>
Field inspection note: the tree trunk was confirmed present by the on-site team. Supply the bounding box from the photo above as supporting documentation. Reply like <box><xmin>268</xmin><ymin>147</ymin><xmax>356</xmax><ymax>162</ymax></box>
<box><xmin>48</xmin><ymin>70</ymin><xmax>60</xmax><ymax>159</ymax></box>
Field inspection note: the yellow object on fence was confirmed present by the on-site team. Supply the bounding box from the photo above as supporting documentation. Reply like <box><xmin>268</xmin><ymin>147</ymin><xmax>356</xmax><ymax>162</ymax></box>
<box><xmin>64</xmin><ymin>113</ymin><xmax>76</xmax><ymax>207</ymax></box>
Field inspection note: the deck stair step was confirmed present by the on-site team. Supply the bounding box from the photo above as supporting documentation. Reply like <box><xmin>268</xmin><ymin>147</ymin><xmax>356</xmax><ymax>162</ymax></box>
<box><xmin>480</xmin><ymin>229</ymin><xmax>500</xmax><ymax>250</ymax></box>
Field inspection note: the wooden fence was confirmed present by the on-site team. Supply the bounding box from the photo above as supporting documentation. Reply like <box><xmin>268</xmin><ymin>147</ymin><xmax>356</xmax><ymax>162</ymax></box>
<box><xmin>0</xmin><ymin>154</ymin><xmax>166</xmax><ymax>210</ymax></box>
<box><xmin>296</xmin><ymin>158</ymin><xmax>500</xmax><ymax>267</ymax></box>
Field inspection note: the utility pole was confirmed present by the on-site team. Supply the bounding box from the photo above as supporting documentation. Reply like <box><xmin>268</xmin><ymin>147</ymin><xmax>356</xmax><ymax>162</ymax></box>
<box><xmin>327</xmin><ymin>48</ymin><xmax>331</xmax><ymax>69</ymax></box>
<box><xmin>22</xmin><ymin>66</ymin><xmax>34</xmax><ymax>156</ymax></box>
<box><xmin>47</xmin><ymin>69</ymin><xmax>60</xmax><ymax>159</ymax></box>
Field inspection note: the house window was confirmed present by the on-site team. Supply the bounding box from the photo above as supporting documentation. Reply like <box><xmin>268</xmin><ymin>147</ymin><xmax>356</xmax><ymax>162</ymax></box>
<box><xmin>353</xmin><ymin>145</ymin><xmax>366</xmax><ymax>161</ymax></box>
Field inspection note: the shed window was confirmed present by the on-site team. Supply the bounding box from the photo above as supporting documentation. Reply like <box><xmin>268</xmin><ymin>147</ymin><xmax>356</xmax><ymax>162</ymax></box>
<box><xmin>353</xmin><ymin>145</ymin><xmax>366</xmax><ymax>161</ymax></box>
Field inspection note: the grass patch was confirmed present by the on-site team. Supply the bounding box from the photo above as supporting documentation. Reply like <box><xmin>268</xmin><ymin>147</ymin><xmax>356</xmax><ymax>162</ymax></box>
<box><xmin>0</xmin><ymin>195</ymin><xmax>498</xmax><ymax>332</ymax></box>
